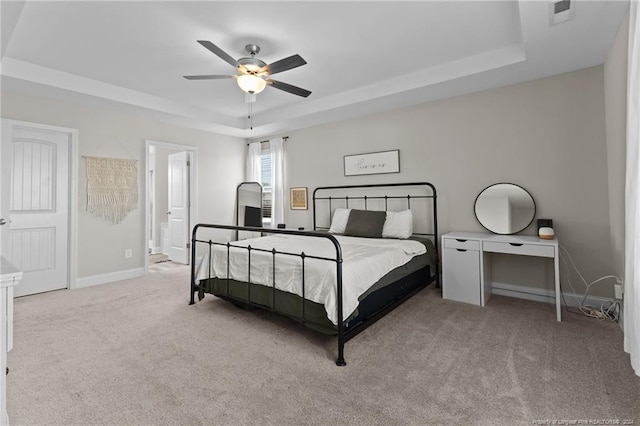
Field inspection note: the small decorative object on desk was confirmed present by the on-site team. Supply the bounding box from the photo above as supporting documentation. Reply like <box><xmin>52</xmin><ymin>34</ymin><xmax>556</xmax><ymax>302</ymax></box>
<box><xmin>539</xmin><ymin>227</ymin><xmax>555</xmax><ymax>239</ymax></box>
<box><xmin>537</xmin><ymin>219</ymin><xmax>554</xmax><ymax>239</ymax></box>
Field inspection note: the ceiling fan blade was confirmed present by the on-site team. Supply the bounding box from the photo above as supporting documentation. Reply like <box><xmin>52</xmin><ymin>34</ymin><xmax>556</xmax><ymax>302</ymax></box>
<box><xmin>197</xmin><ymin>40</ymin><xmax>239</xmax><ymax>68</ymax></box>
<box><xmin>267</xmin><ymin>79</ymin><xmax>311</xmax><ymax>98</ymax></box>
<box><xmin>261</xmin><ymin>54</ymin><xmax>307</xmax><ymax>75</ymax></box>
<box><xmin>183</xmin><ymin>75</ymin><xmax>234</xmax><ymax>80</ymax></box>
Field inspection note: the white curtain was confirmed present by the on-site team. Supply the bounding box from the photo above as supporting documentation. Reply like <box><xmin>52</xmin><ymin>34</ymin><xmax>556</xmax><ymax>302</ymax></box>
<box><xmin>624</xmin><ymin>0</ymin><xmax>640</xmax><ymax>377</ymax></box>
<box><xmin>270</xmin><ymin>137</ymin><xmax>285</xmax><ymax>229</ymax></box>
<box><xmin>246</xmin><ymin>141</ymin><xmax>262</xmax><ymax>183</ymax></box>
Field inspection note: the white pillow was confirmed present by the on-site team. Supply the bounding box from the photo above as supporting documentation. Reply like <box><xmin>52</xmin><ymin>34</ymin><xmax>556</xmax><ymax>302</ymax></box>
<box><xmin>329</xmin><ymin>208</ymin><xmax>351</xmax><ymax>234</ymax></box>
<box><xmin>382</xmin><ymin>210</ymin><xmax>413</xmax><ymax>239</ymax></box>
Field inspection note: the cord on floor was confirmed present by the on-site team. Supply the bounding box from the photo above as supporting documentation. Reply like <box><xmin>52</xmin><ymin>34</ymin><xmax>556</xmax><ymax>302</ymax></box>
<box><xmin>559</xmin><ymin>244</ymin><xmax>621</xmax><ymax>322</ymax></box>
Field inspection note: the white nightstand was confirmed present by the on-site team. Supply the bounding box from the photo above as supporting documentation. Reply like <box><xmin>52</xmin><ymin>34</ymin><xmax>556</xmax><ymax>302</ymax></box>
<box><xmin>441</xmin><ymin>232</ymin><xmax>561</xmax><ymax>321</ymax></box>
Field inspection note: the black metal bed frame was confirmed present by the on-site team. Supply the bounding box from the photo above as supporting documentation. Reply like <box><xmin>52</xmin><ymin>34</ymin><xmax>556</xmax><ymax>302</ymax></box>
<box><xmin>190</xmin><ymin>182</ymin><xmax>438</xmax><ymax>366</ymax></box>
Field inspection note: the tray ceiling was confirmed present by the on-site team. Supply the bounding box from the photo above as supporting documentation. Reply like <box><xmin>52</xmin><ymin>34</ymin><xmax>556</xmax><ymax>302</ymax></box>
<box><xmin>0</xmin><ymin>1</ymin><xmax>629</xmax><ymax>138</ymax></box>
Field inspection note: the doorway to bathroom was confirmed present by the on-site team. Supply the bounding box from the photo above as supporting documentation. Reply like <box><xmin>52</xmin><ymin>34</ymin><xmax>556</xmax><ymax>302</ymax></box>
<box><xmin>145</xmin><ymin>140</ymin><xmax>198</xmax><ymax>273</ymax></box>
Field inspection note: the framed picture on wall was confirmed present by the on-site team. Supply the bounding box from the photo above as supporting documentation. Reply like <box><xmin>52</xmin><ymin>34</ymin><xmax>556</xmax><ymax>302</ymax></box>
<box><xmin>290</xmin><ymin>187</ymin><xmax>308</xmax><ymax>210</ymax></box>
<box><xmin>344</xmin><ymin>150</ymin><xmax>400</xmax><ymax>176</ymax></box>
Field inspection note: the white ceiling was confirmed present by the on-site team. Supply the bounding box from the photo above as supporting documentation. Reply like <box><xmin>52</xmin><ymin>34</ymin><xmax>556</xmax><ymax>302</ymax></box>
<box><xmin>0</xmin><ymin>1</ymin><xmax>629</xmax><ymax>139</ymax></box>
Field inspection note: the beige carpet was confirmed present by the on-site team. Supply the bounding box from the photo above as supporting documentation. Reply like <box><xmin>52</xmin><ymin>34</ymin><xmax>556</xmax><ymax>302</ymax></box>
<box><xmin>148</xmin><ymin>260</ymin><xmax>181</xmax><ymax>274</ymax></box>
<box><xmin>7</xmin><ymin>263</ymin><xmax>640</xmax><ymax>425</ymax></box>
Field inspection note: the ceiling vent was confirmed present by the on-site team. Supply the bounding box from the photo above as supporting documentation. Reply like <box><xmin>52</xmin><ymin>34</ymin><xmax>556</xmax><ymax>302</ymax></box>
<box><xmin>549</xmin><ymin>0</ymin><xmax>576</xmax><ymax>26</ymax></box>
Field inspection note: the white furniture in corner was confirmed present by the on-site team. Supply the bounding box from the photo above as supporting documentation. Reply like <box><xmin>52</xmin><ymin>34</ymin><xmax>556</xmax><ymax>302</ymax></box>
<box><xmin>441</xmin><ymin>231</ymin><xmax>561</xmax><ymax>321</ymax></box>
<box><xmin>1</xmin><ymin>257</ymin><xmax>22</xmax><ymax>426</ymax></box>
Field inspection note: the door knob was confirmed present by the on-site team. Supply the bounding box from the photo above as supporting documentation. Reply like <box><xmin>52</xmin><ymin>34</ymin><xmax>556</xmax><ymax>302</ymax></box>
<box><xmin>0</xmin><ymin>218</ymin><xmax>7</xmax><ymax>225</ymax></box>
<box><xmin>166</xmin><ymin>211</ymin><xmax>171</xmax><ymax>215</ymax></box>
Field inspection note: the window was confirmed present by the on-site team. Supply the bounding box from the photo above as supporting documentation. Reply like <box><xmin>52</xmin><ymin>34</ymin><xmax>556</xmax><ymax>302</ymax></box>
<box><xmin>260</xmin><ymin>143</ymin><xmax>272</xmax><ymax>224</ymax></box>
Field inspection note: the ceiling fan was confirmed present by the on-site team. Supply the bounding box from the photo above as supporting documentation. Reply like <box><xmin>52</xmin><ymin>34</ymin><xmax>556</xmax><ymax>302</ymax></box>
<box><xmin>183</xmin><ymin>41</ymin><xmax>312</xmax><ymax>98</ymax></box>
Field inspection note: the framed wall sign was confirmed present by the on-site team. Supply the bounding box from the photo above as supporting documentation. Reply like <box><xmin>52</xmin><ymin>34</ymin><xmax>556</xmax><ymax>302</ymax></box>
<box><xmin>290</xmin><ymin>187</ymin><xmax>308</xmax><ymax>210</ymax></box>
<box><xmin>344</xmin><ymin>150</ymin><xmax>400</xmax><ymax>176</ymax></box>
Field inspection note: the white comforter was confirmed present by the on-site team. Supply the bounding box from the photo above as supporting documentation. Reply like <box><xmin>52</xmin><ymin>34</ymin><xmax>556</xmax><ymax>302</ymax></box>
<box><xmin>196</xmin><ymin>234</ymin><xmax>426</xmax><ymax>325</ymax></box>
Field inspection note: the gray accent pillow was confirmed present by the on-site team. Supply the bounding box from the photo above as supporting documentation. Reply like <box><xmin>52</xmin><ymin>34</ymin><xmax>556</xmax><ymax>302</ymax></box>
<box><xmin>343</xmin><ymin>209</ymin><xmax>386</xmax><ymax>238</ymax></box>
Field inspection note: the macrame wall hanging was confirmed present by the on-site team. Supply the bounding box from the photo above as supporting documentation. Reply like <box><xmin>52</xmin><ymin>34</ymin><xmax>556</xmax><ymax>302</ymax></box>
<box><xmin>85</xmin><ymin>156</ymin><xmax>138</xmax><ymax>224</ymax></box>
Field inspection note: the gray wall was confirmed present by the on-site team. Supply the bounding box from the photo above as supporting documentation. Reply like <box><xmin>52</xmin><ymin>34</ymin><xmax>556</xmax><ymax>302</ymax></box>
<box><xmin>1</xmin><ymin>90</ymin><xmax>245</xmax><ymax>278</ymax></box>
<box><xmin>604</xmin><ymin>11</ymin><xmax>629</xmax><ymax>282</ymax></box>
<box><xmin>2</xmin><ymin>56</ymin><xmax>625</xmax><ymax>299</ymax></box>
<box><xmin>274</xmin><ymin>66</ymin><xmax>615</xmax><ymax>298</ymax></box>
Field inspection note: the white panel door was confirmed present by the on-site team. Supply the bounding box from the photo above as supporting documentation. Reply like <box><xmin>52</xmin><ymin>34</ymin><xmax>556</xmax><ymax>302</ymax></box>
<box><xmin>1</xmin><ymin>121</ymin><xmax>70</xmax><ymax>297</ymax></box>
<box><xmin>167</xmin><ymin>151</ymin><xmax>189</xmax><ymax>264</ymax></box>
<box><xmin>0</xmin><ymin>125</ymin><xmax>11</xmax><ymax>258</ymax></box>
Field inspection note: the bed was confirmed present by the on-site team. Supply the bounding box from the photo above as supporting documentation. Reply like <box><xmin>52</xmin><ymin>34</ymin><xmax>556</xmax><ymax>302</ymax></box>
<box><xmin>190</xmin><ymin>182</ymin><xmax>439</xmax><ymax>365</ymax></box>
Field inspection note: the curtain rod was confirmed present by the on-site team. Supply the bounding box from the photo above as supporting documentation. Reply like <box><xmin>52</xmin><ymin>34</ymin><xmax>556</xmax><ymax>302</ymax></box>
<box><xmin>247</xmin><ymin>136</ymin><xmax>288</xmax><ymax>146</ymax></box>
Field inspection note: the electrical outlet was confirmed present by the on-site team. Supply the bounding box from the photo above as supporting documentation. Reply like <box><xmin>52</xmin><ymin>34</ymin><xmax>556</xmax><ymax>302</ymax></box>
<box><xmin>124</xmin><ymin>248</ymin><xmax>133</xmax><ymax>259</ymax></box>
<box><xmin>614</xmin><ymin>283</ymin><xmax>623</xmax><ymax>300</ymax></box>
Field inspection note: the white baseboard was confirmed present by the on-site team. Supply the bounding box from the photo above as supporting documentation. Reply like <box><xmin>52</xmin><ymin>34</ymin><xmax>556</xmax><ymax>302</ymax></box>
<box><xmin>490</xmin><ymin>281</ymin><xmax>613</xmax><ymax>309</ymax></box>
<box><xmin>75</xmin><ymin>267</ymin><xmax>145</xmax><ymax>289</ymax></box>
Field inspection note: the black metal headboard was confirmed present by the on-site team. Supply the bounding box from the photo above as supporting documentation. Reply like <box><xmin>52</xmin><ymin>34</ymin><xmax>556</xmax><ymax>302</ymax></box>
<box><xmin>312</xmin><ymin>181</ymin><xmax>438</xmax><ymax>245</ymax></box>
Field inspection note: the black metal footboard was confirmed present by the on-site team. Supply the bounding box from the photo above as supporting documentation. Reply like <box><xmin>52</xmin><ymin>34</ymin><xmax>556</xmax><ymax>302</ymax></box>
<box><xmin>190</xmin><ymin>224</ymin><xmax>350</xmax><ymax>365</ymax></box>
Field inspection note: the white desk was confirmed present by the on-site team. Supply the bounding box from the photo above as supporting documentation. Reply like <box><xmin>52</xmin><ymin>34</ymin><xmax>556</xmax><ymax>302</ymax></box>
<box><xmin>442</xmin><ymin>231</ymin><xmax>561</xmax><ymax>321</ymax></box>
<box><xmin>1</xmin><ymin>257</ymin><xmax>22</xmax><ymax>426</ymax></box>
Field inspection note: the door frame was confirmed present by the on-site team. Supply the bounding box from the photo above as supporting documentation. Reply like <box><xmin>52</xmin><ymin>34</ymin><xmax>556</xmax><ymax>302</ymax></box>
<box><xmin>144</xmin><ymin>139</ymin><xmax>198</xmax><ymax>273</ymax></box>
<box><xmin>1</xmin><ymin>118</ymin><xmax>78</xmax><ymax>290</ymax></box>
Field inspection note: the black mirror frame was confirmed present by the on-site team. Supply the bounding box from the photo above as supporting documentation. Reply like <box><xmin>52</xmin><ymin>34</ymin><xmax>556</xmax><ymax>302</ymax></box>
<box><xmin>236</xmin><ymin>181</ymin><xmax>263</xmax><ymax>239</ymax></box>
<box><xmin>473</xmin><ymin>182</ymin><xmax>536</xmax><ymax>235</ymax></box>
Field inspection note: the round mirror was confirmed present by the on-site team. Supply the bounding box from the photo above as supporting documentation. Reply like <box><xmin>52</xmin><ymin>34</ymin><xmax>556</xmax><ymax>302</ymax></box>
<box><xmin>474</xmin><ymin>183</ymin><xmax>536</xmax><ymax>235</ymax></box>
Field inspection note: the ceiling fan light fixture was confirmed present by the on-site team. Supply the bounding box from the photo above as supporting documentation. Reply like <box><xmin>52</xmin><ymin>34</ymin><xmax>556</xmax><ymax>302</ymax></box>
<box><xmin>186</xmin><ymin>41</ymin><xmax>311</xmax><ymax>98</ymax></box>
<box><xmin>237</xmin><ymin>74</ymin><xmax>266</xmax><ymax>94</ymax></box>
